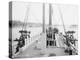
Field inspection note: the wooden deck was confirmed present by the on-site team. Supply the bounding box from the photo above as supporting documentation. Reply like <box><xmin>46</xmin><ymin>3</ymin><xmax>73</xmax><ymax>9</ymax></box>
<box><xmin>15</xmin><ymin>41</ymin><xmax>69</xmax><ymax>58</ymax></box>
<box><xmin>14</xmin><ymin>33</ymin><xmax>77</xmax><ymax>58</ymax></box>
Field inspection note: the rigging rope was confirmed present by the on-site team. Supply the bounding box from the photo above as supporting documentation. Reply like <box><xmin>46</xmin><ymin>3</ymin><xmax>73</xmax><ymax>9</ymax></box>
<box><xmin>57</xmin><ymin>6</ymin><xmax>78</xmax><ymax>54</ymax></box>
<box><xmin>22</xmin><ymin>4</ymin><xmax>30</xmax><ymax>30</ymax></box>
<box><xmin>57</xmin><ymin>5</ymin><xmax>66</xmax><ymax>35</ymax></box>
<box><xmin>22</xmin><ymin>3</ymin><xmax>41</xmax><ymax>28</ymax></box>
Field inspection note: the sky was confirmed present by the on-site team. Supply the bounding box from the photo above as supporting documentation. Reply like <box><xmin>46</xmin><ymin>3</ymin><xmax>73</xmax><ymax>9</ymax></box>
<box><xmin>12</xmin><ymin>1</ymin><xmax>78</xmax><ymax>25</ymax></box>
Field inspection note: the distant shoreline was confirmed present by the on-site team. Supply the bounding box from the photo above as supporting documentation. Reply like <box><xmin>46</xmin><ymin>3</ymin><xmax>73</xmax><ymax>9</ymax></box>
<box><xmin>9</xmin><ymin>20</ymin><xmax>78</xmax><ymax>28</ymax></box>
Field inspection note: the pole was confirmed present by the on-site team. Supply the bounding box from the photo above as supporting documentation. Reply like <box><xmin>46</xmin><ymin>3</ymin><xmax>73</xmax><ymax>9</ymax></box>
<box><xmin>43</xmin><ymin>3</ymin><xmax>45</xmax><ymax>33</ymax></box>
<box><xmin>49</xmin><ymin>3</ymin><xmax>52</xmax><ymax>27</ymax></box>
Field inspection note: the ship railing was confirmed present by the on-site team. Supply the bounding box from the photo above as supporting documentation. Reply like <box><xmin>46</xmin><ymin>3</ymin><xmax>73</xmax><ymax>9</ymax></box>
<box><xmin>12</xmin><ymin>42</ymin><xmax>19</xmax><ymax>58</ymax></box>
<box><xmin>69</xmin><ymin>41</ymin><xmax>78</xmax><ymax>54</ymax></box>
<box><xmin>12</xmin><ymin>33</ymin><xmax>42</xmax><ymax>57</ymax></box>
<box><xmin>22</xmin><ymin>33</ymin><xmax>43</xmax><ymax>51</ymax></box>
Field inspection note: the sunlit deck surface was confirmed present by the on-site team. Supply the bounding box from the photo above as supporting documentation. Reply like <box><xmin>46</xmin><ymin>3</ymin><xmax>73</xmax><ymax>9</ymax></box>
<box><xmin>15</xmin><ymin>42</ymin><xmax>69</xmax><ymax>58</ymax></box>
<box><xmin>13</xmin><ymin>33</ymin><xmax>77</xmax><ymax>58</ymax></box>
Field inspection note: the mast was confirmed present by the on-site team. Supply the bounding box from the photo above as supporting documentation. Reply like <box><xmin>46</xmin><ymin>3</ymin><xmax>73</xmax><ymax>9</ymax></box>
<box><xmin>49</xmin><ymin>3</ymin><xmax>52</xmax><ymax>27</ymax></box>
<box><xmin>43</xmin><ymin>3</ymin><xmax>45</xmax><ymax>33</ymax></box>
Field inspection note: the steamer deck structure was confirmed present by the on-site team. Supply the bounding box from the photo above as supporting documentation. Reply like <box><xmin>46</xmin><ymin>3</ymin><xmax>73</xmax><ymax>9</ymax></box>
<box><xmin>10</xmin><ymin>3</ymin><xmax>78</xmax><ymax>58</ymax></box>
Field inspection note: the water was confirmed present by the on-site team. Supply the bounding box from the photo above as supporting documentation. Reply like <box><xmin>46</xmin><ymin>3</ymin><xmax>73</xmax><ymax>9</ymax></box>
<box><xmin>12</xmin><ymin>26</ymin><xmax>42</xmax><ymax>40</ymax></box>
<box><xmin>12</xmin><ymin>26</ymin><xmax>78</xmax><ymax>40</ymax></box>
